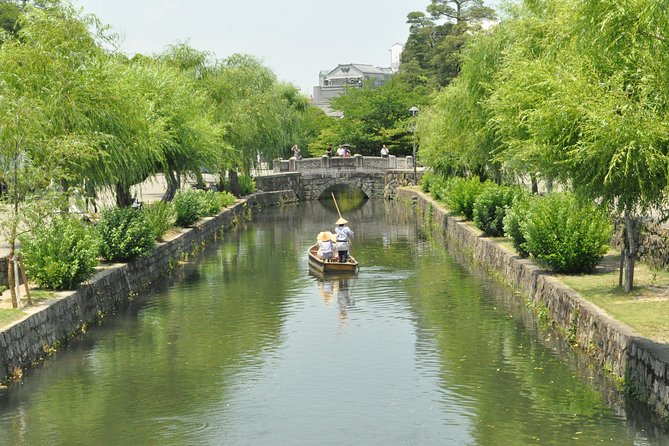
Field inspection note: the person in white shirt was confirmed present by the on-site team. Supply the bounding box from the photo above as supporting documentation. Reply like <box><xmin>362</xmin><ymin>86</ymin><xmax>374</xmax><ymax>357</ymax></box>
<box><xmin>291</xmin><ymin>144</ymin><xmax>301</xmax><ymax>159</ymax></box>
<box><xmin>334</xmin><ymin>217</ymin><xmax>354</xmax><ymax>262</ymax></box>
<box><xmin>380</xmin><ymin>144</ymin><xmax>389</xmax><ymax>158</ymax></box>
<box><xmin>316</xmin><ymin>231</ymin><xmax>335</xmax><ymax>260</ymax></box>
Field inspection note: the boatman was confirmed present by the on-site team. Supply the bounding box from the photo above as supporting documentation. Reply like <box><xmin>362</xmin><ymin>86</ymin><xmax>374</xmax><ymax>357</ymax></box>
<box><xmin>334</xmin><ymin>217</ymin><xmax>354</xmax><ymax>263</ymax></box>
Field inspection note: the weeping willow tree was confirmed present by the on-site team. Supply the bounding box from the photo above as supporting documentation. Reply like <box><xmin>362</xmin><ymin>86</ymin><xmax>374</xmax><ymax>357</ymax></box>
<box><xmin>421</xmin><ymin>0</ymin><xmax>669</xmax><ymax>292</ymax></box>
<box><xmin>492</xmin><ymin>0</ymin><xmax>669</xmax><ymax>292</ymax></box>
<box><xmin>418</xmin><ymin>24</ymin><xmax>504</xmax><ymax>180</ymax></box>
<box><xmin>1</xmin><ymin>4</ymin><xmax>166</xmax><ymax>207</ymax></box>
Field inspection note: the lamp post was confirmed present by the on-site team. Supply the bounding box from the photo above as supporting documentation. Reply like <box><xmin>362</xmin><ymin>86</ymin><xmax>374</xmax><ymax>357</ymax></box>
<box><xmin>409</xmin><ymin>106</ymin><xmax>419</xmax><ymax>185</ymax></box>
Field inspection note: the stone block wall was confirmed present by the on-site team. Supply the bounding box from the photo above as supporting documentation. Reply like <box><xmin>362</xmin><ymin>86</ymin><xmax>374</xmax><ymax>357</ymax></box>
<box><xmin>613</xmin><ymin>219</ymin><xmax>669</xmax><ymax>270</ymax></box>
<box><xmin>396</xmin><ymin>189</ymin><xmax>669</xmax><ymax>421</ymax></box>
<box><xmin>0</xmin><ymin>192</ymin><xmax>287</xmax><ymax>382</ymax></box>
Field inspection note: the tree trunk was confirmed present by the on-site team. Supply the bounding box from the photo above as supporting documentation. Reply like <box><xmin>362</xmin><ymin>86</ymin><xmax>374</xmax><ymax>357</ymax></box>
<box><xmin>7</xmin><ymin>254</ymin><xmax>17</xmax><ymax>309</ymax></box>
<box><xmin>162</xmin><ymin>170</ymin><xmax>180</xmax><ymax>202</ymax></box>
<box><xmin>195</xmin><ymin>171</ymin><xmax>205</xmax><ymax>190</ymax></box>
<box><xmin>228</xmin><ymin>170</ymin><xmax>240</xmax><ymax>197</ymax></box>
<box><xmin>618</xmin><ymin>248</ymin><xmax>624</xmax><ymax>288</ymax></box>
<box><xmin>530</xmin><ymin>174</ymin><xmax>538</xmax><ymax>194</ymax></box>
<box><xmin>623</xmin><ymin>210</ymin><xmax>637</xmax><ymax>293</ymax></box>
<box><xmin>115</xmin><ymin>182</ymin><xmax>132</xmax><ymax>208</ymax></box>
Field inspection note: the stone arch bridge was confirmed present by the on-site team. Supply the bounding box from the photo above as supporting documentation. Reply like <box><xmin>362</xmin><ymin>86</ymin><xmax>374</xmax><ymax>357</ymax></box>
<box><xmin>254</xmin><ymin>155</ymin><xmax>424</xmax><ymax>200</ymax></box>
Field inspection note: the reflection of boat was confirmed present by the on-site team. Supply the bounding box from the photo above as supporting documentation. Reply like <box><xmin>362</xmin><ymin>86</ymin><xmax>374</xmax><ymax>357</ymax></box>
<box><xmin>307</xmin><ymin>244</ymin><xmax>359</xmax><ymax>273</ymax></box>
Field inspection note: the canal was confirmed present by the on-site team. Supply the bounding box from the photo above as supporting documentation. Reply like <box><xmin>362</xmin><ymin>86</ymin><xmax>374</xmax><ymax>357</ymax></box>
<box><xmin>0</xmin><ymin>196</ymin><xmax>667</xmax><ymax>445</ymax></box>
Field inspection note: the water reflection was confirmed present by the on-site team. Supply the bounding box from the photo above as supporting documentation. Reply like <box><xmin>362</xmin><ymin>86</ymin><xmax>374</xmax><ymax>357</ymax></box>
<box><xmin>0</xmin><ymin>200</ymin><xmax>666</xmax><ymax>445</ymax></box>
<box><xmin>310</xmin><ymin>271</ymin><xmax>357</xmax><ymax>325</ymax></box>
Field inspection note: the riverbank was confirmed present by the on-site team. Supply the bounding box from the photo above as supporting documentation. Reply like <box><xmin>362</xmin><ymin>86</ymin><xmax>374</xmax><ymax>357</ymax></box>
<box><xmin>396</xmin><ymin>187</ymin><xmax>669</xmax><ymax>422</ymax></box>
<box><xmin>0</xmin><ymin>190</ymin><xmax>296</xmax><ymax>383</ymax></box>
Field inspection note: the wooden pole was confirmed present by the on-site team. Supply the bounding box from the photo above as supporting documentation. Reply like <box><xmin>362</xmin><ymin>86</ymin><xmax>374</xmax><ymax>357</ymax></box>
<box><xmin>331</xmin><ymin>192</ymin><xmax>342</xmax><ymax>219</ymax></box>
<box><xmin>18</xmin><ymin>256</ymin><xmax>31</xmax><ymax>306</ymax></box>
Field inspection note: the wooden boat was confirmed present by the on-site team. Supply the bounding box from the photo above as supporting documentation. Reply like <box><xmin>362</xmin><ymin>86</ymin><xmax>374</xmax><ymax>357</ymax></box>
<box><xmin>307</xmin><ymin>244</ymin><xmax>359</xmax><ymax>273</ymax></box>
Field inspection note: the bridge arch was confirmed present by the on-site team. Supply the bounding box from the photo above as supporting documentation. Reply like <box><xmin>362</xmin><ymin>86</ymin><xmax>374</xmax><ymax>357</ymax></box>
<box><xmin>311</xmin><ymin>178</ymin><xmax>373</xmax><ymax>200</ymax></box>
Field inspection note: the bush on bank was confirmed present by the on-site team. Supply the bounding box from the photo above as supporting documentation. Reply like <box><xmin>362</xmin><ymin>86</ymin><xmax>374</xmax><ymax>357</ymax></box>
<box><xmin>142</xmin><ymin>201</ymin><xmax>176</xmax><ymax>241</ymax></box>
<box><xmin>445</xmin><ymin>176</ymin><xmax>492</xmax><ymax>220</ymax></box>
<box><xmin>520</xmin><ymin>193</ymin><xmax>612</xmax><ymax>273</ymax></box>
<box><xmin>98</xmin><ymin>207</ymin><xmax>155</xmax><ymax>262</ymax></box>
<box><xmin>473</xmin><ymin>184</ymin><xmax>520</xmax><ymax>237</ymax></box>
<box><xmin>174</xmin><ymin>189</ymin><xmax>236</xmax><ymax>227</ymax></box>
<box><xmin>423</xmin><ymin>174</ymin><xmax>612</xmax><ymax>274</ymax></box>
<box><xmin>503</xmin><ymin>191</ymin><xmax>532</xmax><ymax>257</ymax></box>
<box><xmin>20</xmin><ymin>217</ymin><xmax>99</xmax><ymax>290</ymax></box>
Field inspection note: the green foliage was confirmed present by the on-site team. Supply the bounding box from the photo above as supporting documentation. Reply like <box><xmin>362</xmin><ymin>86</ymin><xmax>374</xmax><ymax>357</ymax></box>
<box><xmin>421</xmin><ymin>171</ymin><xmax>435</xmax><ymax>192</ymax></box>
<box><xmin>444</xmin><ymin>176</ymin><xmax>490</xmax><ymax>220</ymax></box>
<box><xmin>200</xmin><ymin>53</ymin><xmax>309</xmax><ymax>172</ymax></box>
<box><xmin>327</xmin><ymin>77</ymin><xmax>429</xmax><ymax>156</ymax></box>
<box><xmin>98</xmin><ymin>207</ymin><xmax>155</xmax><ymax>262</ymax></box>
<box><xmin>503</xmin><ymin>191</ymin><xmax>532</xmax><ymax>257</ymax></box>
<box><xmin>472</xmin><ymin>184</ymin><xmax>520</xmax><ymax>236</ymax></box>
<box><xmin>141</xmin><ymin>201</ymin><xmax>175</xmax><ymax>241</ymax></box>
<box><xmin>400</xmin><ymin>2</ymin><xmax>496</xmax><ymax>89</ymax></box>
<box><xmin>237</xmin><ymin>174</ymin><xmax>255</xmax><ymax>196</ymax></box>
<box><xmin>20</xmin><ymin>217</ymin><xmax>99</xmax><ymax>290</ymax></box>
<box><xmin>173</xmin><ymin>189</ymin><xmax>205</xmax><ymax>227</ymax></box>
<box><xmin>421</xmin><ymin>172</ymin><xmax>450</xmax><ymax>201</ymax></box>
<box><xmin>199</xmin><ymin>190</ymin><xmax>235</xmax><ymax>216</ymax></box>
<box><xmin>521</xmin><ymin>193</ymin><xmax>612</xmax><ymax>274</ymax></box>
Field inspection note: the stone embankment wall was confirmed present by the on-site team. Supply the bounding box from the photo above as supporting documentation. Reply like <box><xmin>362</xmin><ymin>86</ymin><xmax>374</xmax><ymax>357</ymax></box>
<box><xmin>396</xmin><ymin>189</ymin><xmax>669</xmax><ymax>421</ymax></box>
<box><xmin>0</xmin><ymin>190</ymin><xmax>297</xmax><ymax>382</ymax></box>
<box><xmin>613</xmin><ymin>219</ymin><xmax>669</xmax><ymax>270</ymax></box>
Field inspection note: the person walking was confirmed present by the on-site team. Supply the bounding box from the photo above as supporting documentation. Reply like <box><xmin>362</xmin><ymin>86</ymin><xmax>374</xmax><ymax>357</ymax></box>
<box><xmin>334</xmin><ymin>217</ymin><xmax>354</xmax><ymax>263</ymax></box>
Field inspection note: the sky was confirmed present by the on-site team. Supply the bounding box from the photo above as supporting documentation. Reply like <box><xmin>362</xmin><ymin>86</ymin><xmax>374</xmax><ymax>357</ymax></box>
<box><xmin>72</xmin><ymin>0</ymin><xmax>434</xmax><ymax>96</ymax></box>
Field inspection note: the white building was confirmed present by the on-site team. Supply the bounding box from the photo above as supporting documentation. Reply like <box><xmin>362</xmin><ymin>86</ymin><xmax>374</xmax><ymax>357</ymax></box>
<box><xmin>312</xmin><ymin>63</ymin><xmax>394</xmax><ymax>116</ymax></box>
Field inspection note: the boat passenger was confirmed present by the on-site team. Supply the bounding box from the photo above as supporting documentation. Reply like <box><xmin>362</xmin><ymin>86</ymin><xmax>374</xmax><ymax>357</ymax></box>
<box><xmin>317</xmin><ymin>231</ymin><xmax>336</xmax><ymax>261</ymax></box>
<box><xmin>334</xmin><ymin>217</ymin><xmax>354</xmax><ymax>263</ymax></box>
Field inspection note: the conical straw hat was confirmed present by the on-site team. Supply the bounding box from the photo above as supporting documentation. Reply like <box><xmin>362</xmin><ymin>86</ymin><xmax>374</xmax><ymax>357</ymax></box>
<box><xmin>317</xmin><ymin>231</ymin><xmax>334</xmax><ymax>241</ymax></box>
<box><xmin>336</xmin><ymin>217</ymin><xmax>348</xmax><ymax>225</ymax></box>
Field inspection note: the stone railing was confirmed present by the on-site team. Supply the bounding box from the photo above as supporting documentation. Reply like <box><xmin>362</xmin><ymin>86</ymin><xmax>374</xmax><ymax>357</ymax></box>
<box><xmin>271</xmin><ymin>155</ymin><xmax>414</xmax><ymax>173</ymax></box>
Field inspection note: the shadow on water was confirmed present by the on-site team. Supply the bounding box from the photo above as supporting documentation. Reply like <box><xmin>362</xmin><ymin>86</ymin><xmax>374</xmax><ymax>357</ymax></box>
<box><xmin>319</xmin><ymin>184</ymin><xmax>368</xmax><ymax>214</ymax></box>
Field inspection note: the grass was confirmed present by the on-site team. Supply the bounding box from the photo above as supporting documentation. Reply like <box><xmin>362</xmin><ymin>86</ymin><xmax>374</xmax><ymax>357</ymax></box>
<box><xmin>0</xmin><ymin>309</ymin><xmax>25</xmax><ymax>327</ymax></box>
<box><xmin>556</xmin><ymin>253</ymin><xmax>669</xmax><ymax>343</ymax></box>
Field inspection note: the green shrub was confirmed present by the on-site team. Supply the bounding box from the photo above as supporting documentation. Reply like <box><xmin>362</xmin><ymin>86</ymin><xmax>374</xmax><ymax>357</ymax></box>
<box><xmin>20</xmin><ymin>217</ymin><xmax>99</xmax><ymax>290</ymax></box>
<box><xmin>521</xmin><ymin>193</ymin><xmax>612</xmax><ymax>273</ymax></box>
<box><xmin>198</xmin><ymin>190</ymin><xmax>232</xmax><ymax>216</ymax></box>
<box><xmin>222</xmin><ymin>174</ymin><xmax>256</xmax><ymax>196</ymax></box>
<box><xmin>98</xmin><ymin>207</ymin><xmax>155</xmax><ymax>262</ymax></box>
<box><xmin>503</xmin><ymin>191</ymin><xmax>532</xmax><ymax>257</ymax></box>
<box><xmin>201</xmin><ymin>190</ymin><xmax>222</xmax><ymax>216</ymax></box>
<box><xmin>473</xmin><ymin>185</ymin><xmax>520</xmax><ymax>236</ymax></box>
<box><xmin>421</xmin><ymin>172</ymin><xmax>435</xmax><ymax>193</ymax></box>
<box><xmin>142</xmin><ymin>201</ymin><xmax>175</xmax><ymax>241</ymax></box>
<box><xmin>218</xmin><ymin>190</ymin><xmax>236</xmax><ymax>208</ymax></box>
<box><xmin>445</xmin><ymin>176</ymin><xmax>491</xmax><ymax>220</ymax></box>
<box><xmin>173</xmin><ymin>189</ymin><xmax>205</xmax><ymax>227</ymax></box>
<box><xmin>238</xmin><ymin>174</ymin><xmax>256</xmax><ymax>196</ymax></box>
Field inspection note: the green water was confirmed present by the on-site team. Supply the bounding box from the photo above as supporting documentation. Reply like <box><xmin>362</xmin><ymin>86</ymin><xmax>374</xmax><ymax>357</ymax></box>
<box><xmin>0</xmin><ymin>198</ymin><xmax>666</xmax><ymax>445</ymax></box>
